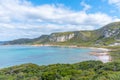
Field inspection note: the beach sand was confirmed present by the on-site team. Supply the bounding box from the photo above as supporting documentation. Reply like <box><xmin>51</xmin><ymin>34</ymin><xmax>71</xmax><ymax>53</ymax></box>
<box><xmin>98</xmin><ymin>55</ymin><xmax>111</xmax><ymax>63</ymax></box>
<box><xmin>90</xmin><ymin>48</ymin><xmax>111</xmax><ymax>63</ymax></box>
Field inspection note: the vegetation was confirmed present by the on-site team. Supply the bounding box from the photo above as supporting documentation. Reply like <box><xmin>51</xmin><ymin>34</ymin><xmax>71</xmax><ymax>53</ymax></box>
<box><xmin>1</xmin><ymin>60</ymin><xmax>120</xmax><ymax>80</ymax></box>
<box><xmin>0</xmin><ymin>61</ymin><xmax>120</xmax><ymax>80</ymax></box>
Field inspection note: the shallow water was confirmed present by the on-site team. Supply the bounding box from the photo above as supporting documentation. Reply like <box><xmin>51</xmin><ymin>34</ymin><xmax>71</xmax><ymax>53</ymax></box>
<box><xmin>0</xmin><ymin>45</ymin><xmax>98</xmax><ymax>68</ymax></box>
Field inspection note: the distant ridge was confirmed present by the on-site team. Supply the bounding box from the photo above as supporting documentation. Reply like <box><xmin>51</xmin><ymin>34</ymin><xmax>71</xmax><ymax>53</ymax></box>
<box><xmin>4</xmin><ymin>22</ymin><xmax>120</xmax><ymax>46</ymax></box>
<box><xmin>0</xmin><ymin>41</ymin><xmax>7</xmax><ymax>45</ymax></box>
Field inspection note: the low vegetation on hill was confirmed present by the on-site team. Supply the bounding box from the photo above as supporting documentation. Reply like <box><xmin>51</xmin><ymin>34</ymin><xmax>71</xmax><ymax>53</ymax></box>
<box><xmin>1</xmin><ymin>61</ymin><xmax>120</xmax><ymax>80</ymax></box>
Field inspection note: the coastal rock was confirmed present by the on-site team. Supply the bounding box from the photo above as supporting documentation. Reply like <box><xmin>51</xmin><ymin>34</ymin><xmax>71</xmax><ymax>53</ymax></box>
<box><xmin>103</xmin><ymin>28</ymin><xmax>120</xmax><ymax>38</ymax></box>
<box><xmin>49</xmin><ymin>33</ymin><xmax>75</xmax><ymax>42</ymax></box>
<box><xmin>99</xmin><ymin>22</ymin><xmax>120</xmax><ymax>38</ymax></box>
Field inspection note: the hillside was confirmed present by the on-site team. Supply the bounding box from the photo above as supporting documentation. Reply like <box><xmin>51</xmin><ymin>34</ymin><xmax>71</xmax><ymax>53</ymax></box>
<box><xmin>4</xmin><ymin>22</ymin><xmax>120</xmax><ymax>46</ymax></box>
<box><xmin>1</xmin><ymin>61</ymin><xmax>120</xmax><ymax>80</ymax></box>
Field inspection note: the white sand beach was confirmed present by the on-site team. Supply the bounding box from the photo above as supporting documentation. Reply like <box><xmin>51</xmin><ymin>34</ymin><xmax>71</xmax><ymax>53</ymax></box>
<box><xmin>98</xmin><ymin>55</ymin><xmax>111</xmax><ymax>63</ymax></box>
<box><xmin>90</xmin><ymin>48</ymin><xmax>111</xmax><ymax>63</ymax></box>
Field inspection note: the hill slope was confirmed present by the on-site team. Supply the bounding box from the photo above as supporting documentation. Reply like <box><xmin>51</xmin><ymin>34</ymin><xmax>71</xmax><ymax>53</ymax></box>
<box><xmin>4</xmin><ymin>22</ymin><xmax>120</xmax><ymax>46</ymax></box>
<box><xmin>1</xmin><ymin>61</ymin><xmax>120</xmax><ymax>80</ymax></box>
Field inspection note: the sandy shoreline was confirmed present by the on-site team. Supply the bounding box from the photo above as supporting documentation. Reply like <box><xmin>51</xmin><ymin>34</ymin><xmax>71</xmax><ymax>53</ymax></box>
<box><xmin>89</xmin><ymin>48</ymin><xmax>111</xmax><ymax>63</ymax></box>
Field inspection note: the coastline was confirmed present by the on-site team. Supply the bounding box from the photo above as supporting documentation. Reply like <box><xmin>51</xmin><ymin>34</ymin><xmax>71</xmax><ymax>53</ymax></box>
<box><xmin>1</xmin><ymin>44</ymin><xmax>112</xmax><ymax>63</ymax></box>
<box><xmin>31</xmin><ymin>44</ymin><xmax>112</xmax><ymax>63</ymax></box>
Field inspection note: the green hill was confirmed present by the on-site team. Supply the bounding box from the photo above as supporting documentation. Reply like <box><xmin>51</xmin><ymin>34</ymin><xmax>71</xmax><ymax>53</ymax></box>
<box><xmin>4</xmin><ymin>22</ymin><xmax>120</xmax><ymax>46</ymax></box>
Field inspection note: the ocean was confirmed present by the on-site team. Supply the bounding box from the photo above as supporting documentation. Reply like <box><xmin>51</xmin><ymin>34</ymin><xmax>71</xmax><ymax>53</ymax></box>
<box><xmin>0</xmin><ymin>45</ymin><xmax>98</xmax><ymax>68</ymax></box>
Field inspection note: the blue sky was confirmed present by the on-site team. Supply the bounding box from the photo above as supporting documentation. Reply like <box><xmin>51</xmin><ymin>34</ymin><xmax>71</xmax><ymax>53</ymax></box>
<box><xmin>0</xmin><ymin>0</ymin><xmax>120</xmax><ymax>41</ymax></box>
<box><xmin>29</xmin><ymin>0</ymin><xmax>119</xmax><ymax>17</ymax></box>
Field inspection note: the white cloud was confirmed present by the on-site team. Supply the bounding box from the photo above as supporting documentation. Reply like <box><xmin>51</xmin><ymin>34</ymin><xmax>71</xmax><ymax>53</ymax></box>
<box><xmin>80</xmin><ymin>1</ymin><xmax>91</xmax><ymax>11</ymax></box>
<box><xmin>0</xmin><ymin>0</ymin><xmax>119</xmax><ymax>40</ymax></box>
<box><xmin>108</xmin><ymin>0</ymin><xmax>120</xmax><ymax>8</ymax></box>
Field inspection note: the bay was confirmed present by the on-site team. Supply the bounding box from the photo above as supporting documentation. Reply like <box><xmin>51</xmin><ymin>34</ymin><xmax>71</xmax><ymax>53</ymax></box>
<box><xmin>0</xmin><ymin>45</ymin><xmax>98</xmax><ymax>68</ymax></box>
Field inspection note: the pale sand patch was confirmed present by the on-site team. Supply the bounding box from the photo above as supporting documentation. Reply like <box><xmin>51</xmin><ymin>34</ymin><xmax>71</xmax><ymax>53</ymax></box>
<box><xmin>90</xmin><ymin>48</ymin><xmax>111</xmax><ymax>63</ymax></box>
<box><xmin>98</xmin><ymin>55</ymin><xmax>111</xmax><ymax>63</ymax></box>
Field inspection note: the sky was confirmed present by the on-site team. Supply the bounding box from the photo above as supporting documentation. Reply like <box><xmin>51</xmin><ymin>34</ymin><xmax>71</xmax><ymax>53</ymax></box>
<box><xmin>0</xmin><ymin>0</ymin><xmax>120</xmax><ymax>41</ymax></box>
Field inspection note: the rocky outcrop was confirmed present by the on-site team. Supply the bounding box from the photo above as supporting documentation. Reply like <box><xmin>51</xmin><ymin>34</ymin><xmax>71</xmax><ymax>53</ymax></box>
<box><xmin>49</xmin><ymin>33</ymin><xmax>75</xmax><ymax>42</ymax></box>
<box><xmin>109</xmin><ymin>42</ymin><xmax>120</xmax><ymax>46</ymax></box>
<box><xmin>99</xmin><ymin>22</ymin><xmax>120</xmax><ymax>38</ymax></box>
<box><xmin>101</xmin><ymin>27</ymin><xmax>120</xmax><ymax>38</ymax></box>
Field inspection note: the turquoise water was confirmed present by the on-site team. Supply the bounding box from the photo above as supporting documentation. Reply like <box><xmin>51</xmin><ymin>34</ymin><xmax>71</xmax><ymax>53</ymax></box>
<box><xmin>0</xmin><ymin>46</ymin><xmax>98</xmax><ymax>68</ymax></box>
